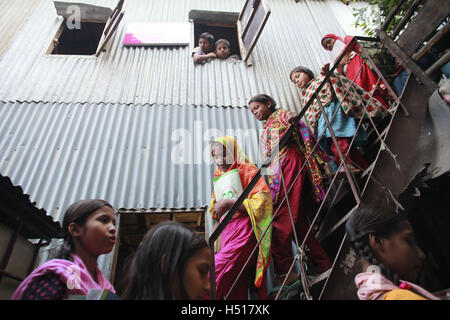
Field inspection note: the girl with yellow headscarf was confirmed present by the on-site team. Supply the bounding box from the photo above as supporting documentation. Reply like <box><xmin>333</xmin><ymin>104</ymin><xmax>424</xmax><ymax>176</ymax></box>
<box><xmin>209</xmin><ymin>136</ymin><xmax>272</xmax><ymax>300</ymax></box>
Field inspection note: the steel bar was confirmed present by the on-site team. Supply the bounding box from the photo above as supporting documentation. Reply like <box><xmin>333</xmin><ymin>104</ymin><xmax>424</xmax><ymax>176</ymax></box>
<box><xmin>380</xmin><ymin>0</ymin><xmax>407</xmax><ymax>31</ymax></box>
<box><xmin>360</xmin><ymin>87</ymin><xmax>404</xmax><ymax>198</ymax></box>
<box><xmin>314</xmin><ymin>72</ymin><xmax>406</xmax><ymax>262</ymax></box>
<box><xmin>377</xmin><ymin>29</ymin><xmax>438</xmax><ymax>93</ymax></box>
<box><xmin>316</xmin><ymin>74</ymin><xmax>400</xmax><ymax>242</ymax></box>
<box><xmin>318</xmin><ymin>233</ymin><xmax>348</xmax><ymax>300</ymax></box>
<box><xmin>280</xmin><ymin>166</ymin><xmax>300</xmax><ymax>250</ymax></box>
<box><xmin>391</xmin><ymin>0</ymin><xmax>423</xmax><ymax>39</ymax></box>
<box><xmin>301</xmin><ymin>63</ymin><xmax>398</xmax><ymax>281</ymax></box>
<box><xmin>356</xmin><ymin>41</ymin><xmax>410</xmax><ymax>116</ymax></box>
<box><xmin>300</xmin><ymin>109</ymin><xmax>365</xmax><ymax>245</ymax></box>
<box><xmin>298</xmin><ymin>251</ymin><xmax>312</xmax><ymax>300</ymax></box>
<box><xmin>425</xmin><ymin>50</ymin><xmax>450</xmax><ymax>76</ymax></box>
<box><xmin>315</xmin><ymin>92</ymin><xmax>361</xmax><ymax>202</ymax></box>
<box><xmin>274</xmin><ymin>256</ymin><xmax>297</xmax><ymax>300</ymax></box>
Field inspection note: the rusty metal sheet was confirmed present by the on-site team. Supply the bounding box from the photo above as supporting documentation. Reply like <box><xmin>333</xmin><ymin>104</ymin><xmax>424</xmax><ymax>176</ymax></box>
<box><xmin>362</xmin><ymin>76</ymin><xmax>432</xmax><ymax>204</ymax></box>
<box><xmin>405</xmin><ymin>89</ymin><xmax>450</xmax><ymax>183</ymax></box>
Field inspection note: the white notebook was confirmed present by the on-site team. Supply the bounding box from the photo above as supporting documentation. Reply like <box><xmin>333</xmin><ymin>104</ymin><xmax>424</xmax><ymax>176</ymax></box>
<box><xmin>329</xmin><ymin>40</ymin><xmax>356</xmax><ymax>72</ymax></box>
<box><xmin>213</xmin><ymin>169</ymin><xmax>243</xmax><ymax>201</ymax></box>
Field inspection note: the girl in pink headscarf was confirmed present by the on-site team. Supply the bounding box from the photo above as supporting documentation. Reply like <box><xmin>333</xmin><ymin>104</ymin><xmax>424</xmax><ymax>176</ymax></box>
<box><xmin>11</xmin><ymin>199</ymin><xmax>117</xmax><ymax>300</ymax></box>
<box><xmin>321</xmin><ymin>34</ymin><xmax>389</xmax><ymax>109</ymax></box>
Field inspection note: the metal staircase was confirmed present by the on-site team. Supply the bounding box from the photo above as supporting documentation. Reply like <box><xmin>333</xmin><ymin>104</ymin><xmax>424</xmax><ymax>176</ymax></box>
<box><xmin>208</xmin><ymin>0</ymin><xmax>449</xmax><ymax>300</ymax></box>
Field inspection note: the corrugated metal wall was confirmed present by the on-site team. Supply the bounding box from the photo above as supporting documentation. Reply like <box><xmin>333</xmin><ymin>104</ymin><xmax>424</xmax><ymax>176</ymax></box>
<box><xmin>0</xmin><ymin>101</ymin><xmax>263</xmax><ymax>216</ymax></box>
<box><xmin>0</xmin><ymin>0</ymin><xmax>41</xmax><ymax>57</ymax></box>
<box><xmin>0</xmin><ymin>0</ymin><xmax>361</xmax><ymax>111</ymax></box>
<box><xmin>0</xmin><ymin>0</ymin><xmax>366</xmax><ymax>213</ymax></box>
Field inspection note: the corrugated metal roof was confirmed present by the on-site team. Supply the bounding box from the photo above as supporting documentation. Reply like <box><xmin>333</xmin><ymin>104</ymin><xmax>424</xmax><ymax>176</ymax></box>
<box><xmin>0</xmin><ymin>0</ymin><xmax>360</xmax><ymax>111</ymax></box>
<box><xmin>0</xmin><ymin>174</ymin><xmax>62</xmax><ymax>239</ymax></box>
<box><xmin>0</xmin><ymin>101</ymin><xmax>264</xmax><ymax>220</ymax></box>
<box><xmin>0</xmin><ymin>0</ymin><xmax>41</xmax><ymax>57</ymax></box>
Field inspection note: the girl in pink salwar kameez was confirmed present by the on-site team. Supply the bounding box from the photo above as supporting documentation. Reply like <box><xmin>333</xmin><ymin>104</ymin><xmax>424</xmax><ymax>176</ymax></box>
<box><xmin>209</xmin><ymin>136</ymin><xmax>272</xmax><ymax>300</ymax></box>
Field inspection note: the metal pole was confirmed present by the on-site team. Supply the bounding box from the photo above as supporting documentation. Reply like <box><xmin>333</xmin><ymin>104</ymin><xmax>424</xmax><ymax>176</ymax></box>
<box><xmin>380</xmin><ymin>0</ymin><xmax>407</xmax><ymax>31</ymax></box>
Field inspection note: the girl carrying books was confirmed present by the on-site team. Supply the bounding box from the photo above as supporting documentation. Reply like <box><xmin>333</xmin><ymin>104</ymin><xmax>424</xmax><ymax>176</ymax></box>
<box><xmin>209</xmin><ymin>136</ymin><xmax>272</xmax><ymax>300</ymax></box>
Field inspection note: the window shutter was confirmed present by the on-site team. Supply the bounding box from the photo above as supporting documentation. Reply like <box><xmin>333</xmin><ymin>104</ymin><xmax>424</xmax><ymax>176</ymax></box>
<box><xmin>95</xmin><ymin>0</ymin><xmax>126</xmax><ymax>57</ymax></box>
<box><xmin>237</xmin><ymin>0</ymin><xmax>271</xmax><ymax>62</ymax></box>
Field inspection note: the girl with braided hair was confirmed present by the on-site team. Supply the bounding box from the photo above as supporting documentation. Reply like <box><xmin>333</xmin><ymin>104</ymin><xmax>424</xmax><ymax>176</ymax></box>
<box><xmin>345</xmin><ymin>206</ymin><xmax>440</xmax><ymax>300</ymax></box>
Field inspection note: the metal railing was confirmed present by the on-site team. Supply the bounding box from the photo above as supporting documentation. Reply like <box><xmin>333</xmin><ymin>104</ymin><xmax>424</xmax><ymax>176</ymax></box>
<box><xmin>208</xmin><ymin>36</ymin><xmax>405</xmax><ymax>300</ymax></box>
<box><xmin>208</xmin><ymin>1</ymin><xmax>447</xmax><ymax>300</ymax></box>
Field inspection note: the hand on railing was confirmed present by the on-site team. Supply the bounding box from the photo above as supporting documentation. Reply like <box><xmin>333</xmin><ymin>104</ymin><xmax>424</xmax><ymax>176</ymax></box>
<box><xmin>286</xmin><ymin>111</ymin><xmax>298</xmax><ymax>125</ymax></box>
<box><xmin>320</xmin><ymin>63</ymin><xmax>331</xmax><ymax>77</ymax></box>
<box><xmin>288</xmin><ymin>37</ymin><xmax>357</xmax><ymax>127</ymax></box>
<box><xmin>336</xmin><ymin>52</ymin><xmax>353</xmax><ymax>68</ymax></box>
<box><xmin>211</xmin><ymin>199</ymin><xmax>246</xmax><ymax>219</ymax></box>
<box><xmin>209</xmin><ymin>38</ymin><xmax>360</xmax><ymax>300</ymax></box>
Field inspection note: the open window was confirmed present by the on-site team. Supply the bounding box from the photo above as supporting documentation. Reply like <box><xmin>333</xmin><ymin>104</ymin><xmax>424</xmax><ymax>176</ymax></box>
<box><xmin>48</xmin><ymin>0</ymin><xmax>125</xmax><ymax>56</ymax></box>
<box><xmin>189</xmin><ymin>0</ymin><xmax>271</xmax><ymax>63</ymax></box>
<box><xmin>190</xmin><ymin>10</ymin><xmax>241</xmax><ymax>60</ymax></box>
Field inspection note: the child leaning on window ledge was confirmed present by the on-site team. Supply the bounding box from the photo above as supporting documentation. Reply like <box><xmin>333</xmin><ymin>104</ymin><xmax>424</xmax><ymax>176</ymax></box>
<box><xmin>215</xmin><ymin>39</ymin><xmax>240</xmax><ymax>61</ymax></box>
<box><xmin>192</xmin><ymin>32</ymin><xmax>216</xmax><ymax>64</ymax></box>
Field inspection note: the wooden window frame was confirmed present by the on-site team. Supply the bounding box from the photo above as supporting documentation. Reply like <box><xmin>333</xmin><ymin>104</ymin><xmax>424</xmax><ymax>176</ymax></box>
<box><xmin>189</xmin><ymin>10</ymin><xmax>242</xmax><ymax>62</ymax></box>
<box><xmin>236</xmin><ymin>0</ymin><xmax>271</xmax><ymax>63</ymax></box>
<box><xmin>189</xmin><ymin>0</ymin><xmax>271</xmax><ymax>65</ymax></box>
<box><xmin>95</xmin><ymin>0</ymin><xmax>126</xmax><ymax>57</ymax></box>
<box><xmin>48</xmin><ymin>0</ymin><xmax>125</xmax><ymax>57</ymax></box>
